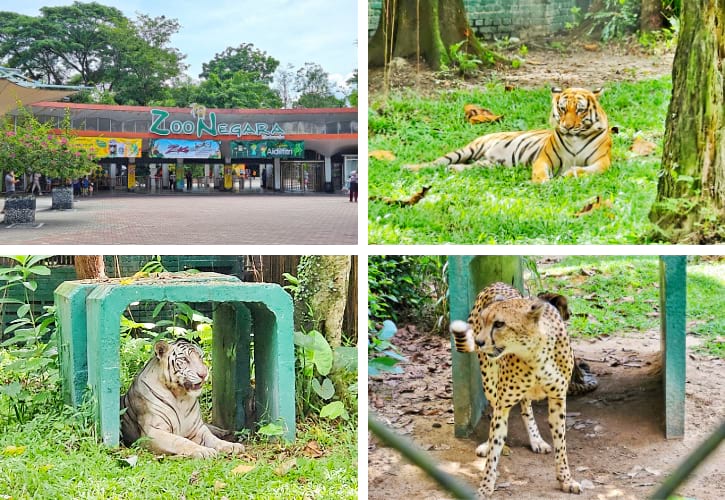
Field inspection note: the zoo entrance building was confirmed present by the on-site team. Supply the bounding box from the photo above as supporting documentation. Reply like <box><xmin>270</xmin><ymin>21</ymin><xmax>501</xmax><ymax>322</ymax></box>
<box><xmin>19</xmin><ymin>101</ymin><xmax>358</xmax><ymax>194</ymax></box>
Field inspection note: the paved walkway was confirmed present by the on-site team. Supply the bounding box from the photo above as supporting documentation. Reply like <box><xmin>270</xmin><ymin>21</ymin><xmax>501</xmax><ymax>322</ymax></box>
<box><xmin>1</xmin><ymin>192</ymin><xmax>357</xmax><ymax>245</ymax></box>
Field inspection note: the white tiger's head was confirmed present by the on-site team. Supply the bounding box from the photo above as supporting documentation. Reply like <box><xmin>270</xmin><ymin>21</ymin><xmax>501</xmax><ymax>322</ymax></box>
<box><xmin>154</xmin><ymin>339</ymin><xmax>208</xmax><ymax>396</ymax></box>
<box><xmin>549</xmin><ymin>87</ymin><xmax>608</xmax><ymax>137</ymax></box>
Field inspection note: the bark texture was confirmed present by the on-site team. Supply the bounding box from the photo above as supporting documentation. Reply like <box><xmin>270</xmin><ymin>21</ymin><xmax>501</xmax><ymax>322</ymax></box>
<box><xmin>649</xmin><ymin>0</ymin><xmax>725</xmax><ymax>243</ymax></box>
<box><xmin>74</xmin><ymin>256</ymin><xmax>107</xmax><ymax>279</ymax></box>
<box><xmin>640</xmin><ymin>0</ymin><xmax>664</xmax><ymax>32</ymax></box>
<box><xmin>294</xmin><ymin>256</ymin><xmax>351</xmax><ymax>348</ymax></box>
<box><xmin>368</xmin><ymin>0</ymin><xmax>480</xmax><ymax>70</ymax></box>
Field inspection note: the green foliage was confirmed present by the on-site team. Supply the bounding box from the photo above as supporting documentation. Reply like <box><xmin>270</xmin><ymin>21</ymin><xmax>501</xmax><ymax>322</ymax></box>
<box><xmin>368</xmin><ymin>320</ymin><xmax>405</xmax><ymax>376</ymax></box>
<box><xmin>0</xmin><ymin>256</ymin><xmax>59</xmax><ymax>425</ymax></box>
<box><xmin>369</xmin><ymin>78</ymin><xmax>672</xmax><ymax>244</ymax></box>
<box><xmin>0</xmin><ymin>3</ymin><xmax>184</xmax><ymax>105</ymax></box>
<box><xmin>585</xmin><ymin>0</ymin><xmax>640</xmax><ymax>41</ymax></box>
<box><xmin>0</xmin><ymin>106</ymin><xmax>98</xmax><ymax>178</ymax></box>
<box><xmin>293</xmin><ymin>329</ymin><xmax>353</xmax><ymax>421</ymax></box>
<box><xmin>448</xmin><ymin>40</ymin><xmax>482</xmax><ymax>78</ymax></box>
<box><xmin>294</xmin><ymin>62</ymin><xmax>344</xmax><ymax>108</ymax></box>
<box><xmin>533</xmin><ymin>256</ymin><xmax>725</xmax><ymax>358</ymax></box>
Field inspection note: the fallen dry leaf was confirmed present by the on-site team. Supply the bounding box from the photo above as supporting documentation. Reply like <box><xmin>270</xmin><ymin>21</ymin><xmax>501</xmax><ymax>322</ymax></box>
<box><xmin>584</xmin><ymin>43</ymin><xmax>600</xmax><ymax>52</ymax></box>
<box><xmin>302</xmin><ymin>440</ymin><xmax>324</xmax><ymax>458</ymax></box>
<box><xmin>464</xmin><ymin>104</ymin><xmax>503</xmax><ymax>124</ymax></box>
<box><xmin>630</xmin><ymin>136</ymin><xmax>657</xmax><ymax>156</ymax></box>
<box><xmin>369</xmin><ymin>150</ymin><xmax>396</xmax><ymax>161</ymax></box>
<box><xmin>213</xmin><ymin>480</ymin><xmax>227</xmax><ymax>492</ymax></box>
<box><xmin>231</xmin><ymin>463</ymin><xmax>256</xmax><ymax>475</ymax></box>
<box><xmin>575</xmin><ymin>196</ymin><xmax>613</xmax><ymax>216</ymax></box>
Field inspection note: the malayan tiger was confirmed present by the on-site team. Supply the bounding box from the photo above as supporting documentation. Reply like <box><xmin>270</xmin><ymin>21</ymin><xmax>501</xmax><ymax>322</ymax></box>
<box><xmin>404</xmin><ymin>87</ymin><xmax>611</xmax><ymax>183</ymax></box>
<box><xmin>120</xmin><ymin>338</ymin><xmax>244</xmax><ymax>458</ymax></box>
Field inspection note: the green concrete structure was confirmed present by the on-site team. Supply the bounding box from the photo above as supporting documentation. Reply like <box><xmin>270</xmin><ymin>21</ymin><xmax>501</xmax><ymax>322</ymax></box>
<box><xmin>659</xmin><ymin>256</ymin><xmax>686</xmax><ymax>439</ymax></box>
<box><xmin>448</xmin><ymin>255</ymin><xmax>687</xmax><ymax>439</ymax></box>
<box><xmin>54</xmin><ymin>272</ymin><xmax>295</xmax><ymax>446</ymax></box>
<box><xmin>447</xmin><ymin>256</ymin><xmax>523</xmax><ymax>438</ymax></box>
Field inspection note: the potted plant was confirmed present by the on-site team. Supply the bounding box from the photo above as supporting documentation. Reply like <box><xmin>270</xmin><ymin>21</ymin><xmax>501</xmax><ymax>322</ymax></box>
<box><xmin>0</xmin><ymin>104</ymin><xmax>97</xmax><ymax>217</ymax></box>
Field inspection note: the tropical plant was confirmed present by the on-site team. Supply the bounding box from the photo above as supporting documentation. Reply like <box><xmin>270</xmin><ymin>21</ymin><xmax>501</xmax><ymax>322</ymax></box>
<box><xmin>0</xmin><ymin>106</ymin><xmax>97</xmax><ymax>180</ymax></box>
<box><xmin>368</xmin><ymin>320</ymin><xmax>406</xmax><ymax>376</ymax></box>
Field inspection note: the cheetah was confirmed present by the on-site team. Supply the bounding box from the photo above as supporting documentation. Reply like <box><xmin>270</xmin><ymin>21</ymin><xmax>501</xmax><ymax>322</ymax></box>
<box><xmin>450</xmin><ymin>282</ymin><xmax>581</xmax><ymax>497</ymax></box>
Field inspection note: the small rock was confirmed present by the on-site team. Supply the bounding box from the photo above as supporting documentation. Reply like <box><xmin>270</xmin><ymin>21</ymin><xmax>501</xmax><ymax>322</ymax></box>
<box><xmin>580</xmin><ymin>479</ymin><xmax>595</xmax><ymax>490</ymax></box>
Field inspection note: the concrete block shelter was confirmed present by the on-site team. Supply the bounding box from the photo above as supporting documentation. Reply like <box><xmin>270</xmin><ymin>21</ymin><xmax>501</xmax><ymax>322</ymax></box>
<box><xmin>55</xmin><ymin>272</ymin><xmax>295</xmax><ymax>446</ymax></box>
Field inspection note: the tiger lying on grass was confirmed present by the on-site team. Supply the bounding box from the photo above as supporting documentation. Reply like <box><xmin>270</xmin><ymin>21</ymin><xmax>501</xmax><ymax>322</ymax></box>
<box><xmin>120</xmin><ymin>339</ymin><xmax>245</xmax><ymax>458</ymax></box>
<box><xmin>405</xmin><ymin>87</ymin><xmax>611</xmax><ymax>183</ymax></box>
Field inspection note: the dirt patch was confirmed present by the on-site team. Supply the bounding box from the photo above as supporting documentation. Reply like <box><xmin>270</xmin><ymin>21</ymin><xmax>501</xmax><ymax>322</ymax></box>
<box><xmin>368</xmin><ymin>325</ymin><xmax>725</xmax><ymax>500</ymax></box>
<box><xmin>369</xmin><ymin>42</ymin><xmax>674</xmax><ymax>98</ymax></box>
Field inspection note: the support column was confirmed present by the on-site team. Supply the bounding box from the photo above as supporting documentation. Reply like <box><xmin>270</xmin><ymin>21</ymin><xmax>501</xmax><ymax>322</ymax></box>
<box><xmin>274</xmin><ymin>158</ymin><xmax>282</xmax><ymax>191</ymax></box>
<box><xmin>447</xmin><ymin>256</ymin><xmax>524</xmax><ymax>437</ymax></box>
<box><xmin>659</xmin><ymin>256</ymin><xmax>686</xmax><ymax>439</ymax></box>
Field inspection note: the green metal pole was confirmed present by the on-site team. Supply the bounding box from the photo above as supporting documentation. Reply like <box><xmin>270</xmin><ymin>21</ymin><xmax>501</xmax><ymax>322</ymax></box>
<box><xmin>369</xmin><ymin>414</ymin><xmax>477</xmax><ymax>499</ymax></box>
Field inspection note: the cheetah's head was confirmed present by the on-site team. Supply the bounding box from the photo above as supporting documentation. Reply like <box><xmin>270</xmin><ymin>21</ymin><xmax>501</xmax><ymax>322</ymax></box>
<box><xmin>474</xmin><ymin>298</ymin><xmax>549</xmax><ymax>361</ymax></box>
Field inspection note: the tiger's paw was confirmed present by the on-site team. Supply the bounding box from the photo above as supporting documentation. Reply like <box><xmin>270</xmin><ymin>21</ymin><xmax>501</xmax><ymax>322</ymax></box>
<box><xmin>218</xmin><ymin>441</ymin><xmax>245</xmax><ymax>455</ymax></box>
<box><xmin>402</xmin><ymin>163</ymin><xmax>423</xmax><ymax>172</ymax></box>
<box><xmin>563</xmin><ymin>167</ymin><xmax>586</xmax><ymax>178</ymax></box>
<box><xmin>188</xmin><ymin>445</ymin><xmax>219</xmax><ymax>459</ymax></box>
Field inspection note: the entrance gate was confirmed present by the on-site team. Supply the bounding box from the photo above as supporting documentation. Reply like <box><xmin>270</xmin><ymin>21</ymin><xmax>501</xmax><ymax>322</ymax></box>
<box><xmin>280</xmin><ymin>161</ymin><xmax>324</xmax><ymax>192</ymax></box>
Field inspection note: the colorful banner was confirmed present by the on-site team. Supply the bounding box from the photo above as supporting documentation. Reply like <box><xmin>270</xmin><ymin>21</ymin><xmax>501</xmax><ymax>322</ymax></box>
<box><xmin>149</xmin><ymin>139</ymin><xmax>222</xmax><ymax>159</ymax></box>
<box><xmin>72</xmin><ymin>137</ymin><xmax>142</xmax><ymax>158</ymax></box>
<box><xmin>230</xmin><ymin>140</ymin><xmax>304</xmax><ymax>159</ymax></box>
<box><xmin>127</xmin><ymin>164</ymin><xmax>136</xmax><ymax>190</ymax></box>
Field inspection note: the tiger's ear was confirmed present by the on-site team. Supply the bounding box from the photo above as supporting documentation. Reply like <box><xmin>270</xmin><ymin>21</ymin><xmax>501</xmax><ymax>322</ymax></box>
<box><xmin>551</xmin><ymin>86</ymin><xmax>562</xmax><ymax>94</ymax></box>
<box><xmin>154</xmin><ymin>340</ymin><xmax>170</xmax><ymax>360</ymax></box>
<box><xmin>592</xmin><ymin>87</ymin><xmax>604</xmax><ymax>98</ymax></box>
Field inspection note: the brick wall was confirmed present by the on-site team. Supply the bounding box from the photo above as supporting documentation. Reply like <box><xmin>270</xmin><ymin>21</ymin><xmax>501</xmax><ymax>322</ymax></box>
<box><xmin>368</xmin><ymin>0</ymin><xmax>580</xmax><ymax>41</ymax></box>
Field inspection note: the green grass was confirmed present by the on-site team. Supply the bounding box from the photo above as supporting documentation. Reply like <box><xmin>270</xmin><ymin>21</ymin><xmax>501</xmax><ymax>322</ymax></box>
<box><xmin>530</xmin><ymin>256</ymin><xmax>725</xmax><ymax>358</ymax></box>
<box><xmin>0</xmin><ymin>409</ymin><xmax>357</xmax><ymax>500</ymax></box>
<box><xmin>369</xmin><ymin>78</ymin><xmax>672</xmax><ymax>244</ymax></box>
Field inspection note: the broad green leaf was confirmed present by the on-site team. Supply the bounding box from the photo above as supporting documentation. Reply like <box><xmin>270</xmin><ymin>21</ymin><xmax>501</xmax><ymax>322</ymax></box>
<box><xmin>319</xmin><ymin>401</ymin><xmax>349</xmax><ymax>420</ymax></box>
<box><xmin>0</xmin><ymin>381</ymin><xmax>22</xmax><ymax>398</ymax></box>
<box><xmin>27</xmin><ymin>265</ymin><xmax>51</xmax><ymax>276</ymax></box>
<box><xmin>16</xmin><ymin>303</ymin><xmax>30</xmax><ymax>318</ymax></box>
<box><xmin>311</xmin><ymin>377</ymin><xmax>335</xmax><ymax>400</ymax></box>
<box><xmin>23</xmin><ymin>280</ymin><xmax>38</xmax><ymax>292</ymax></box>
<box><xmin>379</xmin><ymin>320</ymin><xmax>397</xmax><ymax>340</ymax></box>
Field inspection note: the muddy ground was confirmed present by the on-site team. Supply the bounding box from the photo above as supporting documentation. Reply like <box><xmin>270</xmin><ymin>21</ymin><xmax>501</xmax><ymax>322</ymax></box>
<box><xmin>368</xmin><ymin>323</ymin><xmax>725</xmax><ymax>500</ymax></box>
<box><xmin>369</xmin><ymin>41</ymin><xmax>674</xmax><ymax>96</ymax></box>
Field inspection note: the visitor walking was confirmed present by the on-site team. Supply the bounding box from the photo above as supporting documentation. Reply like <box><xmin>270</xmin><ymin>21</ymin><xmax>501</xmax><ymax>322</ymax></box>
<box><xmin>169</xmin><ymin>171</ymin><xmax>176</xmax><ymax>191</ymax></box>
<box><xmin>185</xmin><ymin>169</ymin><xmax>193</xmax><ymax>192</ymax></box>
<box><xmin>261</xmin><ymin>168</ymin><xmax>267</xmax><ymax>190</ymax></box>
<box><xmin>348</xmin><ymin>170</ymin><xmax>358</xmax><ymax>203</ymax></box>
<box><xmin>30</xmin><ymin>172</ymin><xmax>43</xmax><ymax>195</ymax></box>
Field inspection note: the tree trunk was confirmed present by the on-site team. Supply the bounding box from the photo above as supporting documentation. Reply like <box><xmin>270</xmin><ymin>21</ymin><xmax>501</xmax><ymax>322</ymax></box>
<box><xmin>369</xmin><ymin>0</ymin><xmax>492</xmax><ymax>70</ymax></box>
<box><xmin>649</xmin><ymin>0</ymin><xmax>725</xmax><ymax>243</ymax></box>
<box><xmin>640</xmin><ymin>0</ymin><xmax>664</xmax><ymax>32</ymax></box>
<box><xmin>293</xmin><ymin>256</ymin><xmax>351</xmax><ymax>348</ymax></box>
<box><xmin>74</xmin><ymin>256</ymin><xmax>107</xmax><ymax>279</ymax></box>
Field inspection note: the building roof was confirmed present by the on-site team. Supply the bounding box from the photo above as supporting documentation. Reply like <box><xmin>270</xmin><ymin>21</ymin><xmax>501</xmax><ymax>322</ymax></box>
<box><xmin>0</xmin><ymin>67</ymin><xmax>90</xmax><ymax>115</ymax></box>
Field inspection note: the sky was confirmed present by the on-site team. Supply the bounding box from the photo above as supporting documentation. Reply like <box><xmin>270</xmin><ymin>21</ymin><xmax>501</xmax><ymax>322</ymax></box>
<box><xmin>4</xmin><ymin>0</ymin><xmax>358</xmax><ymax>89</ymax></box>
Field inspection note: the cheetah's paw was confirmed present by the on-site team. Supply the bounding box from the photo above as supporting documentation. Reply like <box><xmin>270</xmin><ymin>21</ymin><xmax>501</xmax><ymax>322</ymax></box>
<box><xmin>560</xmin><ymin>479</ymin><xmax>582</xmax><ymax>494</ymax></box>
<box><xmin>529</xmin><ymin>436</ymin><xmax>552</xmax><ymax>454</ymax></box>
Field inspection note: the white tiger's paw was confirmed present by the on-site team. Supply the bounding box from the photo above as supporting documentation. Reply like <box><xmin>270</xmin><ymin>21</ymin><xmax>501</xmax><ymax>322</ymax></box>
<box><xmin>218</xmin><ymin>441</ymin><xmax>245</xmax><ymax>455</ymax></box>
<box><xmin>529</xmin><ymin>436</ymin><xmax>552</xmax><ymax>454</ymax></box>
<box><xmin>560</xmin><ymin>479</ymin><xmax>582</xmax><ymax>494</ymax></box>
<box><xmin>188</xmin><ymin>446</ymin><xmax>218</xmax><ymax>459</ymax></box>
<box><xmin>475</xmin><ymin>442</ymin><xmax>489</xmax><ymax>457</ymax></box>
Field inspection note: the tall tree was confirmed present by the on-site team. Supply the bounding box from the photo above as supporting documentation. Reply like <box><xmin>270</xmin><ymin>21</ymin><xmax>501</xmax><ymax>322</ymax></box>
<box><xmin>74</xmin><ymin>256</ymin><xmax>106</xmax><ymax>279</ymax></box>
<box><xmin>294</xmin><ymin>62</ymin><xmax>343</xmax><ymax>108</ymax></box>
<box><xmin>293</xmin><ymin>256</ymin><xmax>351</xmax><ymax>349</ymax></box>
<box><xmin>200</xmin><ymin>43</ymin><xmax>278</xmax><ymax>82</ymax></box>
<box><xmin>274</xmin><ymin>63</ymin><xmax>296</xmax><ymax>108</ymax></box>
<box><xmin>649</xmin><ymin>0</ymin><xmax>725</xmax><ymax>243</ymax></box>
<box><xmin>640</xmin><ymin>0</ymin><xmax>664</xmax><ymax>32</ymax></box>
<box><xmin>368</xmin><ymin>0</ymin><xmax>498</xmax><ymax>70</ymax></box>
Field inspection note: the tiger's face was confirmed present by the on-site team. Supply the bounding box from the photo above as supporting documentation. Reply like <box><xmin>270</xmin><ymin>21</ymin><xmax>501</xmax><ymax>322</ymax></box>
<box><xmin>155</xmin><ymin>339</ymin><xmax>208</xmax><ymax>396</ymax></box>
<box><xmin>550</xmin><ymin>87</ymin><xmax>607</xmax><ymax>136</ymax></box>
